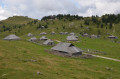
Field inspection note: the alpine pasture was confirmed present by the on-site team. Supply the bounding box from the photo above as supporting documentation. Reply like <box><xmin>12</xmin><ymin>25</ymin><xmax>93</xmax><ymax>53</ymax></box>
<box><xmin>0</xmin><ymin>15</ymin><xmax>120</xmax><ymax>79</ymax></box>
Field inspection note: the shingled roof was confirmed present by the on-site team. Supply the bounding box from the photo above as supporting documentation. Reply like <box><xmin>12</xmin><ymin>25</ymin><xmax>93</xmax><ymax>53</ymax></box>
<box><xmin>27</xmin><ymin>33</ymin><xmax>34</xmax><ymax>37</ymax></box>
<box><xmin>28</xmin><ymin>37</ymin><xmax>37</xmax><ymax>41</ymax></box>
<box><xmin>4</xmin><ymin>34</ymin><xmax>20</xmax><ymax>40</ymax></box>
<box><xmin>67</xmin><ymin>36</ymin><xmax>78</xmax><ymax>41</ymax></box>
<box><xmin>51</xmin><ymin>42</ymin><xmax>82</xmax><ymax>55</ymax></box>
<box><xmin>83</xmin><ymin>33</ymin><xmax>89</xmax><ymax>37</ymax></box>
<box><xmin>51</xmin><ymin>32</ymin><xmax>55</xmax><ymax>35</ymax></box>
<box><xmin>43</xmin><ymin>39</ymin><xmax>55</xmax><ymax>46</ymax></box>
<box><xmin>40</xmin><ymin>36</ymin><xmax>48</xmax><ymax>40</ymax></box>
<box><xmin>108</xmin><ymin>35</ymin><xmax>117</xmax><ymax>39</ymax></box>
<box><xmin>90</xmin><ymin>35</ymin><xmax>98</xmax><ymax>38</ymax></box>
<box><xmin>40</xmin><ymin>32</ymin><xmax>47</xmax><ymax>35</ymax></box>
<box><xmin>70</xmin><ymin>32</ymin><xmax>75</xmax><ymax>36</ymax></box>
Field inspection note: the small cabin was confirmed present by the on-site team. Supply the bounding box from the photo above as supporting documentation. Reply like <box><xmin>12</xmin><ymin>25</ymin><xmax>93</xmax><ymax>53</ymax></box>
<box><xmin>28</xmin><ymin>37</ymin><xmax>37</xmax><ymax>42</ymax></box>
<box><xmin>27</xmin><ymin>33</ymin><xmax>34</xmax><ymax>37</ymax></box>
<box><xmin>40</xmin><ymin>32</ymin><xmax>47</xmax><ymax>35</ymax></box>
<box><xmin>82</xmin><ymin>33</ymin><xmax>89</xmax><ymax>37</ymax></box>
<box><xmin>67</xmin><ymin>36</ymin><xmax>78</xmax><ymax>41</ymax></box>
<box><xmin>51</xmin><ymin>32</ymin><xmax>55</xmax><ymax>35</ymax></box>
<box><xmin>4</xmin><ymin>34</ymin><xmax>21</xmax><ymax>40</ymax></box>
<box><xmin>40</xmin><ymin>36</ymin><xmax>48</xmax><ymax>41</ymax></box>
<box><xmin>70</xmin><ymin>32</ymin><xmax>75</xmax><ymax>36</ymax></box>
<box><xmin>43</xmin><ymin>39</ymin><xmax>55</xmax><ymax>46</ymax></box>
<box><xmin>90</xmin><ymin>35</ymin><xmax>98</xmax><ymax>38</ymax></box>
<box><xmin>108</xmin><ymin>35</ymin><xmax>117</xmax><ymax>39</ymax></box>
<box><xmin>51</xmin><ymin>42</ymin><xmax>82</xmax><ymax>56</ymax></box>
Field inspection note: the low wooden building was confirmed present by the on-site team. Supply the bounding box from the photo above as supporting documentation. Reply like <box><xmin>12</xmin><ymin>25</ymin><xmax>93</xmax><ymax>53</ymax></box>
<box><xmin>4</xmin><ymin>34</ymin><xmax>21</xmax><ymax>40</ymax></box>
<box><xmin>28</xmin><ymin>37</ymin><xmax>37</xmax><ymax>42</ymax></box>
<box><xmin>108</xmin><ymin>35</ymin><xmax>117</xmax><ymax>39</ymax></box>
<box><xmin>40</xmin><ymin>32</ymin><xmax>47</xmax><ymax>35</ymax></box>
<box><xmin>43</xmin><ymin>39</ymin><xmax>55</xmax><ymax>46</ymax></box>
<box><xmin>51</xmin><ymin>32</ymin><xmax>55</xmax><ymax>35</ymax></box>
<box><xmin>27</xmin><ymin>33</ymin><xmax>34</xmax><ymax>37</ymax></box>
<box><xmin>70</xmin><ymin>32</ymin><xmax>75</xmax><ymax>36</ymax></box>
<box><xmin>82</xmin><ymin>33</ymin><xmax>89</xmax><ymax>37</ymax></box>
<box><xmin>67</xmin><ymin>36</ymin><xmax>78</xmax><ymax>41</ymax></box>
<box><xmin>40</xmin><ymin>36</ymin><xmax>48</xmax><ymax>41</ymax></box>
<box><xmin>90</xmin><ymin>35</ymin><xmax>98</xmax><ymax>38</ymax></box>
<box><xmin>51</xmin><ymin>42</ymin><xmax>82</xmax><ymax>56</ymax></box>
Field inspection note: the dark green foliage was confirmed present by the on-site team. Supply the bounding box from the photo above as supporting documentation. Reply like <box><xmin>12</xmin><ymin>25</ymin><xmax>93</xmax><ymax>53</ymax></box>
<box><xmin>97</xmin><ymin>23</ymin><xmax>100</xmax><ymax>28</ymax></box>
<box><xmin>92</xmin><ymin>15</ymin><xmax>99</xmax><ymax>24</ymax></box>
<box><xmin>102</xmin><ymin>14</ymin><xmax>120</xmax><ymax>24</ymax></box>
<box><xmin>2</xmin><ymin>25</ymin><xmax>6</xmax><ymax>28</ymax></box>
<box><xmin>97</xmin><ymin>29</ymin><xmax>101</xmax><ymax>35</ymax></box>
<box><xmin>62</xmin><ymin>26</ymin><xmax>66</xmax><ymax>30</ymax></box>
<box><xmin>44</xmin><ymin>25</ymin><xmax>48</xmax><ymax>28</ymax></box>
<box><xmin>109</xmin><ymin>23</ymin><xmax>113</xmax><ymax>29</ymax></box>
<box><xmin>101</xmin><ymin>24</ymin><xmax>104</xmax><ymax>28</ymax></box>
<box><xmin>84</xmin><ymin>19</ymin><xmax>90</xmax><ymax>25</ymax></box>
<box><xmin>80</xmin><ymin>24</ymin><xmax>83</xmax><ymax>28</ymax></box>
<box><xmin>41</xmin><ymin>14</ymin><xmax>83</xmax><ymax>21</ymax></box>
<box><xmin>37</xmin><ymin>24</ymin><xmax>42</xmax><ymax>29</ymax></box>
<box><xmin>33</xmin><ymin>20</ymin><xmax>38</xmax><ymax>24</ymax></box>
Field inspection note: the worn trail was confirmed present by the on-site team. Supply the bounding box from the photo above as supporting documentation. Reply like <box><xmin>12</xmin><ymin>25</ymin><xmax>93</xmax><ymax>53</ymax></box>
<box><xmin>91</xmin><ymin>54</ymin><xmax>120</xmax><ymax>62</ymax></box>
<box><xmin>55</xmin><ymin>40</ymin><xmax>120</xmax><ymax>62</ymax></box>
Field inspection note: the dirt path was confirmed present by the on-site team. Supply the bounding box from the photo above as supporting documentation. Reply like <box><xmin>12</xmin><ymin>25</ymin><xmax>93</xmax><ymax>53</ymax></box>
<box><xmin>55</xmin><ymin>40</ymin><xmax>61</xmax><ymax>42</ymax></box>
<box><xmin>55</xmin><ymin>40</ymin><xmax>120</xmax><ymax>62</ymax></box>
<box><xmin>91</xmin><ymin>54</ymin><xmax>120</xmax><ymax>62</ymax></box>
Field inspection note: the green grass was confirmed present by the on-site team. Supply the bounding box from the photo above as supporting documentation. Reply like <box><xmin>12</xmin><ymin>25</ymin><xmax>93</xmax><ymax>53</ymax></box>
<box><xmin>0</xmin><ymin>16</ymin><xmax>120</xmax><ymax>79</ymax></box>
<box><xmin>74</xmin><ymin>36</ymin><xmax>120</xmax><ymax>59</ymax></box>
<box><xmin>21</xmin><ymin>34</ymin><xmax>120</xmax><ymax>60</ymax></box>
<box><xmin>1</xmin><ymin>16</ymin><xmax>120</xmax><ymax>38</ymax></box>
<box><xmin>1</xmin><ymin>16</ymin><xmax>34</xmax><ymax>25</ymax></box>
<box><xmin>0</xmin><ymin>40</ymin><xmax>120</xmax><ymax>79</ymax></box>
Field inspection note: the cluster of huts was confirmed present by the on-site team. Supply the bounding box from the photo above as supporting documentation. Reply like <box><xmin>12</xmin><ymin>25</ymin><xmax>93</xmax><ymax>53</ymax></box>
<box><xmin>26</xmin><ymin>32</ymin><xmax>118</xmax><ymax>40</ymax></box>
<box><xmin>29</xmin><ymin>36</ymin><xmax>55</xmax><ymax>46</ymax></box>
<box><xmin>82</xmin><ymin>33</ymin><xmax>98</xmax><ymax>38</ymax></box>
<box><xmin>3</xmin><ymin>32</ymin><xmax>119</xmax><ymax>57</ymax></box>
<box><xmin>82</xmin><ymin>33</ymin><xmax>118</xmax><ymax>39</ymax></box>
<box><xmin>3</xmin><ymin>32</ymin><xmax>118</xmax><ymax>41</ymax></box>
<box><xmin>66</xmin><ymin>33</ymin><xmax>78</xmax><ymax>41</ymax></box>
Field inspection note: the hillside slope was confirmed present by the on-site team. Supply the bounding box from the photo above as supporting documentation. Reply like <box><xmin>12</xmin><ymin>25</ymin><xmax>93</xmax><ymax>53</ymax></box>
<box><xmin>0</xmin><ymin>40</ymin><xmax>120</xmax><ymax>79</ymax></box>
<box><xmin>1</xmin><ymin>16</ymin><xmax>34</xmax><ymax>25</ymax></box>
<box><xmin>0</xmin><ymin>14</ymin><xmax>120</xmax><ymax>40</ymax></box>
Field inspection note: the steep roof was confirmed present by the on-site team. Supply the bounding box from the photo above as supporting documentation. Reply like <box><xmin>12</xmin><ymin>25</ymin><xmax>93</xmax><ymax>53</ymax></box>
<box><xmin>83</xmin><ymin>33</ymin><xmax>88</xmax><ymax>36</ymax></box>
<box><xmin>108</xmin><ymin>35</ymin><xmax>117</xmax><ymax>38</ymax></box>
<box><xmin>40</xmin><ymin>32</ymin><xmax>47</xmax><ymax>35</ymax></box>
<box><xmin>43</xmin><ymin>39</ymin><xmax>54</xmax><ymax>45</ymax></box>
<box><xmin>51</xmin><ymin>42</ymin><xmax>82</xmax><ymax>54</ymax></box>
<box><xmin>70</xmin><ymin>32</ymin><xmax>75</xmax><ymax>36</ymax></box>
<box><xmin>51</xmin><ymin>32</ymin><xmax>55</xmax><ymax>35</ymax></box>
<box><xmin>67</xmin><ymin>36</ymin><xmax>78</xmax><ymax>41</ymax></box>
<box><xmin>64</xmin><ymin>32</ymin><xmax>69</xmax><ymax>34</ymax></box>
<box><xmin>40</xmin><ymin>36</ymin><xmax>48</xmax><ymax>40</ymax></box>
<box><xmin>29</xmin><ymin>37</ymin><xmax>37</xmax><ymax>41</ymax></box>
<box><xmin>4</xmin><ymin>34</ymin><xmax>20</xmax><ymax>40</ymax></box>
<box><xmin>27</xmin><ymin>33</ymin><xmax>33</xmax><ymax>37</ymax></box>
<box><xmin>90</xmin><ymin>35</ymin><xmax>98</xmax><ymax>38</ymax></box>
<box><xmin>59</xmin><ymin>32</ymin><xmax>64</xmax><ymax>34</ymax></box>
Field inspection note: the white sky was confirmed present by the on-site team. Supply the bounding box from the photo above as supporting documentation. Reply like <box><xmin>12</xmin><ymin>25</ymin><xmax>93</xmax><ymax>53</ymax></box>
<box><xmin>0</xmin><ymin>0</ymin><xmax>120</xmax><ymax>20</ymax></box>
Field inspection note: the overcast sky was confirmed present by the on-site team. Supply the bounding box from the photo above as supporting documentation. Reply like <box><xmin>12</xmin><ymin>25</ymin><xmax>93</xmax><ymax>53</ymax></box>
<box><xmin>0</xmin><ymin>0</ymin><xmax>120</xmax><ymax>20</ymax></box>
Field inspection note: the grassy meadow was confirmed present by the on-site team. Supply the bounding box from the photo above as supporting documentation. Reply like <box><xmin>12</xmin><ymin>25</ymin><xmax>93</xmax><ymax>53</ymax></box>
<box><xmin>0</xmin><ymin>16</ymin><xmax>120</xmax><ymax>79</ymax></box>
<box><xmin>0</xmin><ymin>40</ymin><xmax>120</xmax><ymax>79</ymax></box>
